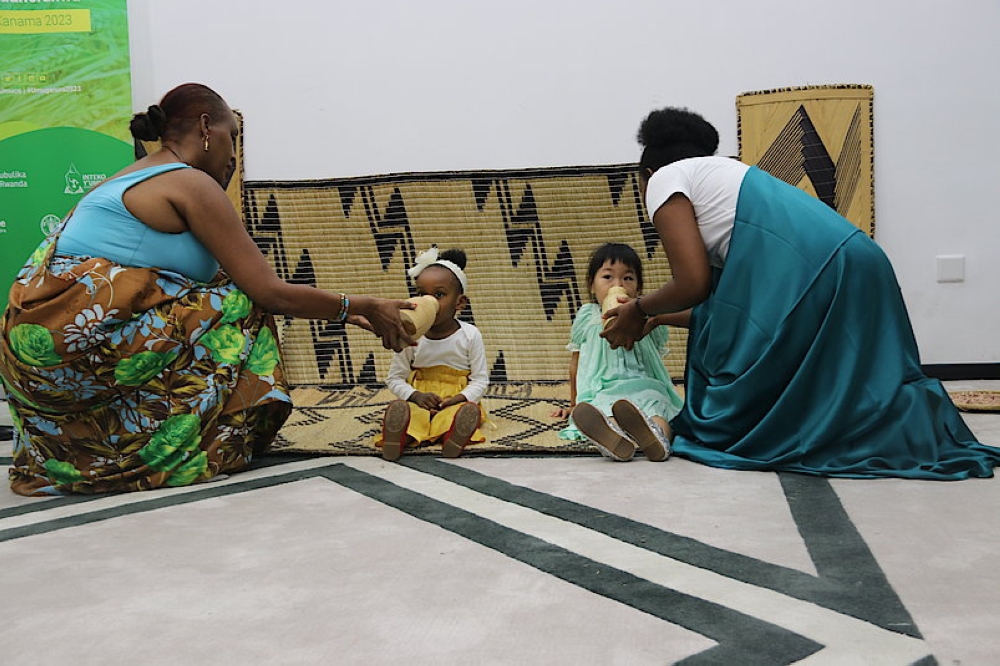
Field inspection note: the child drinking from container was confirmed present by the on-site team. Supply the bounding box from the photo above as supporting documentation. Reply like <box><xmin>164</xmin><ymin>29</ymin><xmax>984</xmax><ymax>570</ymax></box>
<box><xmin>552</xmin><ymin>242</ymin><xmax>683</xmax><ymax>461</ymax></box>
<box><xmin>379</xmin><ymin>247</ymin><xmax>488</xmax><ymax>461</ymax></box>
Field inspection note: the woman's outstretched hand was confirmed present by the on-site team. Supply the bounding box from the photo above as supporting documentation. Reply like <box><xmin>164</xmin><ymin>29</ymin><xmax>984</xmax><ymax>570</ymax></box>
<box><xmin>601</xmin><ymin>298</ymin><xmax>646</xmax><ymax>350</ymax></box>
<box><xmin>349</xmin><ymin>296</ymin><xmax>416</xmax><ymax>352</ymax></box>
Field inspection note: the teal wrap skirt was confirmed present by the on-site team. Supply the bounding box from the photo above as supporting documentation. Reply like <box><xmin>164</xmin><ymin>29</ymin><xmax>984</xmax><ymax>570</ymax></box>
<box><xmin>670</xmin><ymin>167</ymin><xmax>1000</xmax><ymax>479</ymax></box>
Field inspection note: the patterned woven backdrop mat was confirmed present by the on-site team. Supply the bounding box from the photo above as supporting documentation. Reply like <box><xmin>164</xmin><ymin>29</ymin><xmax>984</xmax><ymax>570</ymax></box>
<box><xmin>244</xmin><ymin>165</ymin><xmax>688</xmax><ymax>388</ymax></box>
<box><xmin>271</xmin><ymin>381</ymin><xmax>575</xmax><ymax>455</ymax></box>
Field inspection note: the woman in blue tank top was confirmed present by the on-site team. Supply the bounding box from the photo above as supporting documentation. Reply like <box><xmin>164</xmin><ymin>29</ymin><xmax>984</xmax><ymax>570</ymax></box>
<box><xmin>0</xmin><ymin>83</ymin><xmax>417</xmax><ymax>495</ymax></box>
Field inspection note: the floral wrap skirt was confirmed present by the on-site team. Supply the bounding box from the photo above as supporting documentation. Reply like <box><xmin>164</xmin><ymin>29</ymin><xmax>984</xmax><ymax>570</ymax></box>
<box><xmin>1</xmin><ymin>243</ymin><xmax>292</xmax><ymax>495</ymax></box>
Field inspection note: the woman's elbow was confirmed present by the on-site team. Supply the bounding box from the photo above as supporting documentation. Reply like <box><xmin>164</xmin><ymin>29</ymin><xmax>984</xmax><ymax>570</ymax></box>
<box><xmin>239</xmin><ymin>279</ymin><xmax>296</xmax><ymax>315</ymax></box>
<box><xmin>678</xmin><ymin>274</ymin><xmax>711</xmax><ymax>309</ymax></box>
<box><xmin>693</xmin><ymin>277</ymin><xmax>711</xmax><ymax>303</ymax></box>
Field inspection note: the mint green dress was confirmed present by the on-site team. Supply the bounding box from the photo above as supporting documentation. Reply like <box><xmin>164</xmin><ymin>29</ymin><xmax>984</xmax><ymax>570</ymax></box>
<box><xmin>559</xmin><ymin>303</ymin><xmax>683</xmax><ymax>441</ymax></box>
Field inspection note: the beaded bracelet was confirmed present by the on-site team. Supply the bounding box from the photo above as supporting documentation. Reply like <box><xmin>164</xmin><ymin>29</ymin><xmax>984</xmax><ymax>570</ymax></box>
<box><xmin>337</xmin><ymin>293</ymin><xmax>350</xmax><ymax>322</ymax></box>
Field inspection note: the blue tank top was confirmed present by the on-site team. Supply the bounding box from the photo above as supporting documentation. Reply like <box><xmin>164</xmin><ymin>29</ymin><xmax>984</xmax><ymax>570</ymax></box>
<box><xmin>55</xmin><ymin>163</ymin><xmax>220</xmax><ymax>282</ymax></box>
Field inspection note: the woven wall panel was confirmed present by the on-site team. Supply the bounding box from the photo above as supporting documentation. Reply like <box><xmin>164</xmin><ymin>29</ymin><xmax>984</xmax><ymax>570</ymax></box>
<box><xmin>737</xmin><ymin>85</ymin><xmax>875</xmax><ymax>236</ymax></box>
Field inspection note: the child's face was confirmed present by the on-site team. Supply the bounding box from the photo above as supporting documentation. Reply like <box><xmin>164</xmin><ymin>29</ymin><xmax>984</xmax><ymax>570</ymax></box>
<box><xmin>415</xmin><ymin>265</ymin><xmax>467</xmax><ymax>326</ymax></box>
<box><xmin>591</xmin><ymin>259</ymin><xmax>639</xmax><ymax>303</ymax></box>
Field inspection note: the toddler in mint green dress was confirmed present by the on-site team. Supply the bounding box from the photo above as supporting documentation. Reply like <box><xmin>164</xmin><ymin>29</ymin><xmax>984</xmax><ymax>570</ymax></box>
<box><xmin>554</xmin><ymin>243</ymin><xmax>683</xmax><ymax>462</ymax></box>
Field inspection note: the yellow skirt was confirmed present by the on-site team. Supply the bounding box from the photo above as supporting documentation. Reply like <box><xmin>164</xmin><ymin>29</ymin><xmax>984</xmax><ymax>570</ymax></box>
<box><xmin>379</xmin><ymin>365</ymin><xmax>488</xmax><ymax>447</ymax></box>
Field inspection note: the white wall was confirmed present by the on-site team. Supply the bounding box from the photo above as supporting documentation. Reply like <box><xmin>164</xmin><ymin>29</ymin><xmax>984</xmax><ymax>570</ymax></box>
<box><xmin>127</xmin><ymin>0</ymin><xmax>1000</xmax><ymax>365</ymax></box>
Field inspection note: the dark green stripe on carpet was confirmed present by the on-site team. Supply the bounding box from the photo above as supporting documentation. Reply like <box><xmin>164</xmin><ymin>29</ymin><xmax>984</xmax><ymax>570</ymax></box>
<box><xmin>402</xmin><ymin>458</ymin><xmax>921</xmax><ymax>638</ymax></box>
<box><xmin>0</xmin><ymin>464</ymin><xmax>335</xmax><ymax>542</ymax></box>
<box><xmin>0</xmin><ymin>455</ymin><xmax>927</xmax><ymax>663</ymax></box>
<box><xmin>320</xmin><ymin>463</ymin><xmax>822</xmax><ymax>665</ymax></box>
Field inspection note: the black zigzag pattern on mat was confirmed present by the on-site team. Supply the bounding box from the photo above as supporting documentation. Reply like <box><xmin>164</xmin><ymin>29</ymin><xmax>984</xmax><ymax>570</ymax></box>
<box><xmin>484</xmin><ymin>178</ymin><xmax>582</xmax><ymax>321</ymax></box>
<box><xmin>245</xmin><ymin>189</ymin><xmax>359</xmax><ymax>384</ymax></box>
<box><xmin>608</xmin><ymin>171</ymin><xmax>658</xmax><ymax>259</ymax></box>
<box><xmin>244</xmin><ymin>164</ymin><xmax>659</xmax><ymax>383</ymax></box>
<box><xmin>271</xmin><ymin>382</ymin><xmax>589</xmax><ymax>456</ymax></box>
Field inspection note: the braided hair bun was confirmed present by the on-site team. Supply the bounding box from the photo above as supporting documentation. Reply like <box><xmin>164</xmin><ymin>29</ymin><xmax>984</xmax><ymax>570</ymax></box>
<box><xmin>129</xmin><ymin>104</ymin><xmax>168</xmax><ymax>142</ymax></box>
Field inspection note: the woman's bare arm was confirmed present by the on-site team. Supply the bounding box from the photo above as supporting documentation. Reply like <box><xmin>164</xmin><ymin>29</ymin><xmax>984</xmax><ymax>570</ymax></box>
<box><xmin>646</xmin><ymin>309</ymin><xmax>692</xmax><ymax>331</ymax></box>
<box><xmin>168</xmin><ymin>169</ymin><xmax>414</xmax><ymax>349</ymax></box>
<box><xmin>603</xmin><ymin>194</ymin><xmax>709</xmax><ymax>349</ymax></box>
<box><xmin>641</xmin><ymin>194</ymin><xmax>712</xmax><ymax>314</ymax></box>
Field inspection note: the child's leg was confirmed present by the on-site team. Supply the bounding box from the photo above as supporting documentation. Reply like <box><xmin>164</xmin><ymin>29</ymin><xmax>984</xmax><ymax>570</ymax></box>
<box><xmin>611</xmin><ymin>399</ymin><xmax>671</xmax><ymax>462</ymax></box>
<box><xmin>572</xmin><ymin>402</ymin><xmax>636</xmax><ymax>462</ymax></box>
<box><xmin>441</xmin><ymin>402</ymin><xmax>481</xmax><ymax>458</ymax></box>
<box><xmin>651</xmin><ymin>416</ymin><xmax>673</xmax><ymax>442</ymax></box>
<box><xmin>381</xmin><ymin>400</ymin><xmax>412</xmax><ymax>461</ymax></box>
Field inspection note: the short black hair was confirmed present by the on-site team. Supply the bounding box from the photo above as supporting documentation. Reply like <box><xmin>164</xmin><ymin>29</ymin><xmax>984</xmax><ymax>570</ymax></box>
<box><xmin>586</xmin><ymin>243</ymin><xmax>643</xmax><ymax>296</ymax></box>
<box><xmin>637</xmin><ymin>107</ymin><xmax>719</xmax><ymax>174</ymax></box>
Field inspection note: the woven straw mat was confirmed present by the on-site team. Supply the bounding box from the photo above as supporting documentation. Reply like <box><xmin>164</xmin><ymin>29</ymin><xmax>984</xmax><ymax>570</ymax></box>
<box><xmin>243</xmin><ymin>165</ymin><xmax>687</xmax><ymax>455</ymax></box>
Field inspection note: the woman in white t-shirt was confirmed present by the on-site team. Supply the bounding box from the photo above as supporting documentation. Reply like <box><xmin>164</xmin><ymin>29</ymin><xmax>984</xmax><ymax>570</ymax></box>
<box><xmin>601</xmin><ymin>106</ymin><xmax>999</xmax><ymax>480</ymax></box>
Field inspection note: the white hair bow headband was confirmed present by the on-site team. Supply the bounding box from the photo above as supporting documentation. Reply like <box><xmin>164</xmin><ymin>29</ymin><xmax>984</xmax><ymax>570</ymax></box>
<box><xmin>407</xmin><ymin>246</ymin><xmax>468</xmax><ymax>293</ymax></box>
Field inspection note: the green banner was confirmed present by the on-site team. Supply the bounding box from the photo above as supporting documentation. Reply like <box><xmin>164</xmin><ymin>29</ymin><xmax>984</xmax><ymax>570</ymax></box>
<box><xmin>0</xmin><ymin>0</ymin><xmax>132</xmax><ymax>312</ymax></box>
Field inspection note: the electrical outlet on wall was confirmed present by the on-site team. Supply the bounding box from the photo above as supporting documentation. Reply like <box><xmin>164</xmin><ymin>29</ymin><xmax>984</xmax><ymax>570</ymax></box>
<box><xmin>935</xmin><ymin>255</ymin><xmax>965</xmax><ymax>283</ymax></box>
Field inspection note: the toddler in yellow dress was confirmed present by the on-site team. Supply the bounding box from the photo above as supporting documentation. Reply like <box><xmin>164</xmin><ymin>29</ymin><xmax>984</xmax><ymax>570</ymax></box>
<box><xmin>378</xmin><ymin>247</ymin><xmax>489</xmax><ymax>461</ymax></box>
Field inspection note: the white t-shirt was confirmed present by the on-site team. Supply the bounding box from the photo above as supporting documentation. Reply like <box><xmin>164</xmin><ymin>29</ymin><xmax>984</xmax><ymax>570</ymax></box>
<box><xmin>386</xmin><ymin>320</ymin><xmax>489</xmax><ymax>403</ymax></box>
<box><xmin>644</xmin><ymin>156</ymin><xmax>750</xmax><ymax>267</ymax></box>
